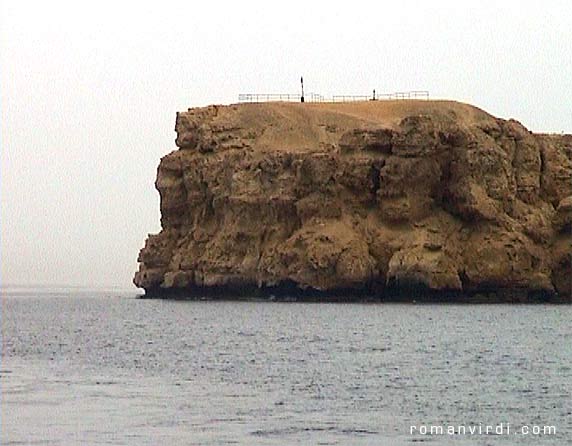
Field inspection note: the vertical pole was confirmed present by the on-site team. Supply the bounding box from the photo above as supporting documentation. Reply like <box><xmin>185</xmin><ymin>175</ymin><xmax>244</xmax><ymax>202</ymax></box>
<box><xmin>301</xmin><ymin>76</ymin><xmax>305</xmax><ymax>103</ymax></box>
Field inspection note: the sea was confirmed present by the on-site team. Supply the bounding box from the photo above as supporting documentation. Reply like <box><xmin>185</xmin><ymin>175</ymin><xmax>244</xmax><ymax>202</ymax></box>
<box><xmin>1</xmin><ymin>287</ymin><xmax>571</xmax><ymax>445</ymax></box>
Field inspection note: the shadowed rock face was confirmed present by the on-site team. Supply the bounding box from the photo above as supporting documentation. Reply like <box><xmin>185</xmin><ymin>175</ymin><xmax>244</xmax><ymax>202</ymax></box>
<box><xmin>134</xmin><ymin>101</ymin><xmax>572</xmax><ymax>301</ymax></box>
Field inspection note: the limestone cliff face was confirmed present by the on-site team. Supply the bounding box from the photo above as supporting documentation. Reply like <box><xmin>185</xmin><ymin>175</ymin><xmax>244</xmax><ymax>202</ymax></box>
<box><xmin>134</xmin><ymin>101</ymin><xmax>571</xmax><ymax>301</ymax></box>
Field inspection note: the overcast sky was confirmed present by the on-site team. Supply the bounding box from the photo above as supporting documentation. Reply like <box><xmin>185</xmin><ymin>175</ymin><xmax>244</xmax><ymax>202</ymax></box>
<box><xmin>1</xmin><ymin>0</ymin><xmax>571</xmax><ymax>288</ymax></box>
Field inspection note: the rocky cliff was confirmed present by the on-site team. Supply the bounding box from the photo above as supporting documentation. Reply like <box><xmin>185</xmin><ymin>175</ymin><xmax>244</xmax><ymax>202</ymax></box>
<box><xmin>134</xmin><ymin>101</ymin><xmax>571</xmax><ymax>301</ymax></box>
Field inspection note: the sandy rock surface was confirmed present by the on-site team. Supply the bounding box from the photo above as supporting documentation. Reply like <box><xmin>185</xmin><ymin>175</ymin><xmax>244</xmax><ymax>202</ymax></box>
<box><xmin>134</xmin><ymin>101</ymin><xmax>571</xmax><ymax>301</ymax></box>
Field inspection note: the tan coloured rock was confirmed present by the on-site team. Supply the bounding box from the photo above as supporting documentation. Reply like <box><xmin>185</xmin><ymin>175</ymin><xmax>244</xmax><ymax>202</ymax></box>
<box><xmin>134</xmin><ymin>101</ymin><xmax>572</xmax><ymax>301</ymax></box>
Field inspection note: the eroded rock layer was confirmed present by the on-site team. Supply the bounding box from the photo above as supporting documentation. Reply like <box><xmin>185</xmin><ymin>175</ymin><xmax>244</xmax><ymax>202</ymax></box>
<box><xmin>134</xmin><ymin>101</ymin><xmax>572</xmax><ymax>301</ymax></box>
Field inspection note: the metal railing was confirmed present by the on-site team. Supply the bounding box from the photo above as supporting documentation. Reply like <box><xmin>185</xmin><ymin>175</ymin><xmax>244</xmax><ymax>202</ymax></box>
<box><xmin>238</xmin><ymin>90</ymin><xmax>429</xmax><ymax>103</ymax></box>
<box><xmin>331</xmin><ymin>91</ymin><xmax>430</xmax><ymax>101</ymax></box>
<box><xmin>238</xmin><ymin>93</ymin><xmax>326</xmax><ymax>103</ymax></box>
<box><xmin>390</xmin><ymin>90</ymin><xmax>429</xmax><ymax>100</ymax></box>
<box><xmin>331</xmin><ymin>95</ymin><xmax>371</xmax><ymax>102</ymax></box>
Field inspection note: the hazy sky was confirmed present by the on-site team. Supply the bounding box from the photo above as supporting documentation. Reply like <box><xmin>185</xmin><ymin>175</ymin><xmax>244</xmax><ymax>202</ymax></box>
<box><xmin>1</xmin><ymin>0</ymin><xmax>571</xmax><ymax>288</ymax></box>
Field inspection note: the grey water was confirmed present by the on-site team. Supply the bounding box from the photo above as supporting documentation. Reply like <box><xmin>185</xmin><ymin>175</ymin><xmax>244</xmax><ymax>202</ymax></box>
<box><xmin>1</xmin><ymin>288</ymin><xmax>571</xmax><ymax>445</ymax></box>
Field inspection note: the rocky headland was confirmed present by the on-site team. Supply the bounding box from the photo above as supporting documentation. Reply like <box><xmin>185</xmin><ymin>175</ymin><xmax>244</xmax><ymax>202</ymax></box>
<box><xmin>134</xmin><ymin>100</ymin><xmax>571</xmax><ymax>302</ymax></box>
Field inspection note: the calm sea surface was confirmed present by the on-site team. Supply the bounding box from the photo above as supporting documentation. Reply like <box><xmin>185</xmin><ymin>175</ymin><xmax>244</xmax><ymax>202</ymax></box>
<box><xmin>1</xmin><ymin>288</ymin><xmax>571</xmax><ymax>445</ymax></box>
